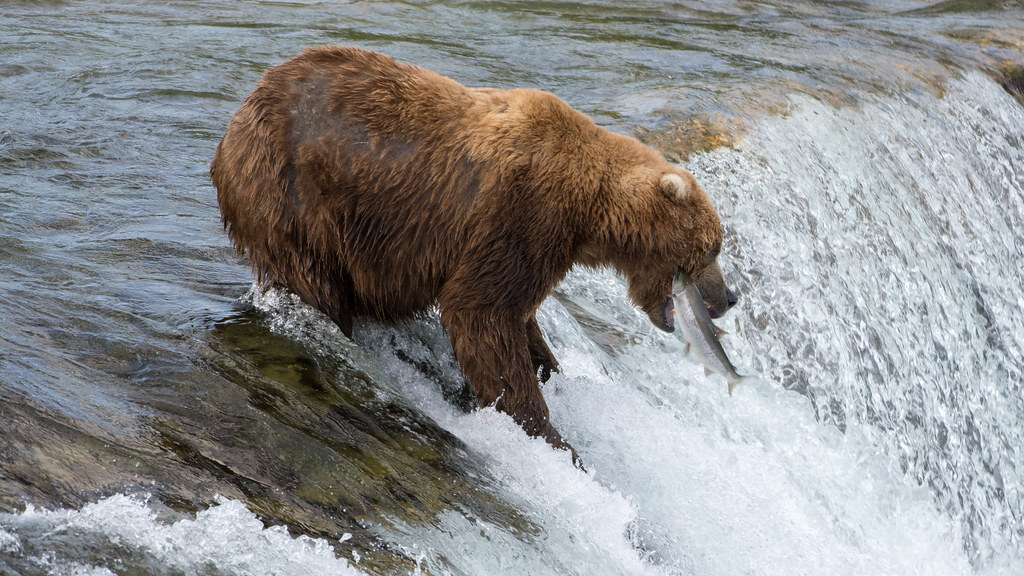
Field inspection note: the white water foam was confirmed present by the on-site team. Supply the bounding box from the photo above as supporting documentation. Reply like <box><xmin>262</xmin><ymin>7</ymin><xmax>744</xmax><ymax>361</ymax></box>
<box><xmin>0</xmin><ymin>494</ymin><xmax>362</xmax><ymax>576</ymax></box>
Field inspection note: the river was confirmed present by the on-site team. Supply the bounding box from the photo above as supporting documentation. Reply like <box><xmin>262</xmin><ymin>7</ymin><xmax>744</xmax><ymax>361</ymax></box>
<box><xmin>1</xmin><ymin>1</ymin><xmax>1023</xmax><ymax>574</ymax></box>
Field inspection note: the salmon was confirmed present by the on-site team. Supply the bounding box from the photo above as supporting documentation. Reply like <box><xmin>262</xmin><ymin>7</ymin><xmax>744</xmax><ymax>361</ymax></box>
<box><xmin>671</xmin><ymin>272</ymin><xmax>754</xmax><ymax>395</ymax></box>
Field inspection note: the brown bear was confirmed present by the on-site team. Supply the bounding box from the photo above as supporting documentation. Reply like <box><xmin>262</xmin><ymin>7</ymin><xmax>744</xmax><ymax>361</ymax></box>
<box><xmin>211</xmin><ymin>46</ymin><xmax>736</xmax><ymax>464</ymax></box>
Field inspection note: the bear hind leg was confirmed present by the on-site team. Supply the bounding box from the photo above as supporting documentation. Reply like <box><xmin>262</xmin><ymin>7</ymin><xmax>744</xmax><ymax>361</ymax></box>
<box><xmin>283</xmin><ymin>264</ymin><xmax>356</xmax><ymax>338</ymax></box>
<box><xmin>320</xmin><ymin>267</ymin><xmax>356</xmax><ymax>338</ymax></box>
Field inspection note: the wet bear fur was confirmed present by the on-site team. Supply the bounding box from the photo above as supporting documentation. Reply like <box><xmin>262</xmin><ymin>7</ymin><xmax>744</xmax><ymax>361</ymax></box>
<box><xmin>211</xmin><ymin>46</ymin><xmax>735</xmax><ymax>460</ymax></box>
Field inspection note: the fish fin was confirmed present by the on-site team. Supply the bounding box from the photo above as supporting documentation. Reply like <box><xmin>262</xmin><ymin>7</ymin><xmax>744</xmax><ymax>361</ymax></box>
<box><xmin>684</xmin><ymin>342</ymin><xmax>691</xmax><ymax>355</ymax></box>
<box><xmin>704</xmin><ymin>367</ymin><xmax>713</xmax><ymax>377</ymax></box>
<box><xmin>713</xmin><ymin>325</ymin><xmax>728</xmax><ymax>338</ymax></box>
<box><xmin>728</xmin><ymin>375</ymin><xmax>757</xmax><ymax>396</ymax></box>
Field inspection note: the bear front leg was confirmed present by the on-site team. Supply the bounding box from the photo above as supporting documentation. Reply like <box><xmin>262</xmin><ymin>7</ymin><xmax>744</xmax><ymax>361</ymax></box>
<box><xmin>526</xmin><ymin>316</ymin><xmax>559</xmax><ymax>382</ymax></box>
<box><xmin>442</xmin><ymin>308</ymin><xmax>581</xmax><ymax>466</ymax></box>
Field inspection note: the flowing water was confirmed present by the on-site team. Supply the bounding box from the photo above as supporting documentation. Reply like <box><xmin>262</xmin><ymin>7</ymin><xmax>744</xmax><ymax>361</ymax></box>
<box><xmin>2</xmin><ymin>1</ymin><xmax>1024</xmax><ymax>575</ymax></box>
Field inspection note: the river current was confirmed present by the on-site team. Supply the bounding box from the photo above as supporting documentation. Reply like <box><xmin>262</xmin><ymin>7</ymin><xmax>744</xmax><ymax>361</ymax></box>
<box><xmin>2</xmin><ymin>1</ymin><xmax>1023</xmax><ymax>575</ymax></box>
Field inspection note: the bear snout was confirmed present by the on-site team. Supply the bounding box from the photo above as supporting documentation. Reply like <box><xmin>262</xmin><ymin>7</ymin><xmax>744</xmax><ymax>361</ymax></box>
<box><xmin>726</xmin><ymin>287</ymin><xmax>739</xmax><ymax>308</ymax></box>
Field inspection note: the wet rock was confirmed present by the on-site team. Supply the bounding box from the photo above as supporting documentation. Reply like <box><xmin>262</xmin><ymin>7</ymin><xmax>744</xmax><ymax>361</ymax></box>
<box><xmin>634</xmin><ymin>114</ymin><xmax>743</xmax><ymax>163</ymax></box>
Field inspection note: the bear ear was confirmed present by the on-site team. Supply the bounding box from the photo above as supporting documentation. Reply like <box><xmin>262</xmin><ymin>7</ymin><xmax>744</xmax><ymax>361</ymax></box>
<box><xmin>659</xmin><ymin>173</ymin><xmax>689</xmax><ymax>204</ymax></box>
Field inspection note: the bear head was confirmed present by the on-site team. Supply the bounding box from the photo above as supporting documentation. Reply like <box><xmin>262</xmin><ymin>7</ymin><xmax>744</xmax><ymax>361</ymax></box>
<box><xmin>600</xmin><ymin>165</ymin><xmax>737</xmax><ymax>333</ymax></box>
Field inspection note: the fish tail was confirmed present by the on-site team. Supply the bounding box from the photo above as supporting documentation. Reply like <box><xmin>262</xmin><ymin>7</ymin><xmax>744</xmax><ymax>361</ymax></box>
<box><xmin>728</xmin><ymin>375</ymin><xmax>757</xmax><ymax>396</ymax></box>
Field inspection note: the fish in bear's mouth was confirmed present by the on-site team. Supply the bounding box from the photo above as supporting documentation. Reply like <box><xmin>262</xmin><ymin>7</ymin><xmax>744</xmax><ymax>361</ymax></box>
<box><xmin>655</xmin><ymin>290</ymin><xmax>724</xmax><ymax>335</ymax></box>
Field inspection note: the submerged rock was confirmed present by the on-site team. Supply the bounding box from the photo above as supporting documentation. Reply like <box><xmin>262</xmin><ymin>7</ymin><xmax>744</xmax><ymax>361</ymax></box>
<box><xmin>634</xmin><ymin>113</ymin><xmax>743</xmax><ymax>163</ymax></box>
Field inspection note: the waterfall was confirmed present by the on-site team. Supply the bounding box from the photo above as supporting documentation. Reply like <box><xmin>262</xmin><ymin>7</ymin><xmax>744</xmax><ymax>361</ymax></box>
<box><xmin>684</xmin><ymin>69</ymin><xmax>1024</xmax><ymax>568</ymax></box>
